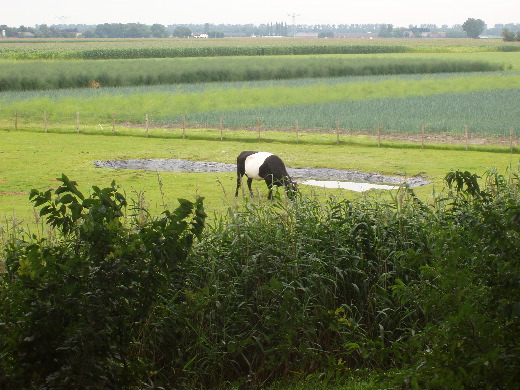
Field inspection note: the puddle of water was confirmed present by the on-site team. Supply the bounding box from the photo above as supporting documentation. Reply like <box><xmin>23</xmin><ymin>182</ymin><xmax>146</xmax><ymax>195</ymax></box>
<box><xmin>301</xmin><ymin>180</ymin><xmax>400</xmax><ymax>192</ymax></box>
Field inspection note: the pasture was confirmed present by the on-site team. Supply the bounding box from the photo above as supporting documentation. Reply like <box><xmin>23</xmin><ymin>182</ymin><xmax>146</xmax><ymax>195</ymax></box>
<box><xmin>1</xmin><ymin>130</ymin><xmax>518</xmax><ymax>231</ymax></box>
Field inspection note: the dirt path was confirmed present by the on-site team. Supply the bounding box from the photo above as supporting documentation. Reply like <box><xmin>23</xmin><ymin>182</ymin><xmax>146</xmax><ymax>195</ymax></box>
<box><xmin>93</xmin><ymin>159</ymin><xmax>429</xmax><ymax>187</ymax></box>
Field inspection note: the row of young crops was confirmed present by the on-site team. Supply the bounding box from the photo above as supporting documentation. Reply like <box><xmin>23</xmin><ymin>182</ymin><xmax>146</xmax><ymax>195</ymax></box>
<box><xmin>2</xmin><ymin>72</ymin><xmax>519</xmax><ymax>137</ymax></box>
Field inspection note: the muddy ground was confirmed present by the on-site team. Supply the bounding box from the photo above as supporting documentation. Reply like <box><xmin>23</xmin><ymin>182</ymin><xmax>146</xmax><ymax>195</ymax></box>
<box><xmin>93</xmin><ymin>159</ymin><xmax>430</xmax><ymax>187</ymax></box>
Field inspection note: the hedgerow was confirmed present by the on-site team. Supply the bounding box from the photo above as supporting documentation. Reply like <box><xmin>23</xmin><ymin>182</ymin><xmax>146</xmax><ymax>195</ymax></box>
<box><xmin>0</xmin><ymin>168</ymin><xmax>519</xmax><ymax>388</ymax></box>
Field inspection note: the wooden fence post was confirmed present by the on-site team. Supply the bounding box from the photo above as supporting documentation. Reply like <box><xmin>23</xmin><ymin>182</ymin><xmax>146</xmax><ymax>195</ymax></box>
<box><xmin>44</xmin><ymin>110</ymin><xmax>48</xmax><ymax>133</ymax></box>
<box><xmin>336</xmin><ymin>121</ymin><xmax>340</xmax><ymax>144</ymax></box>
<box><xmin>464</xmin><ymin>125</ymin><xmax>469</xmax><ymax>151</ymax></box>
<box><xmin>257</xmin><ymin>117</ymin><xmax>261</xmax><ymax>141</ymax></box>
<box><xmin>146</xmin><ymin>113</ymin><xmax>149</xmax><ymax>137</ymax></box>
<box><xmin>295</xmin><ymin>119</ymin><xmax>299</xmax><ymax>143</ymax></box>
<box><xmin>76</xmin><ymin>112</ymin><xmax>80</xmax><ymax>133</ymax></box>
<box><xmin>15</xmin><ymin>109</ymin><xmax>18</xmax><ymax>131</ymax></box>
<box><xmin>510</xmin><ymin>127</ymin><xmax>514</xmax><ymax>153</ymax></box>
<box><xmin>377</xmin><ymin>122</ymin><xmax>381</xmax><ymax>147</ymax></box>
<box><xmin>112</xmin><ymin>113</ymin><xmax>115</xmax><ymax>135</ymax></box>
<box><xmin>220</xmin><ymin>116</ymin><xmax>223</xmax><ymax>141</ymax></box>
<box><xmin>182</xmin><ymin>115</ymin><xmax>186</xmax><ymax>139</ymax></box>
<box><xmin>421</xmin><ymin>123</ymin><xmax>425</xmax><ymax>149</ymax></box>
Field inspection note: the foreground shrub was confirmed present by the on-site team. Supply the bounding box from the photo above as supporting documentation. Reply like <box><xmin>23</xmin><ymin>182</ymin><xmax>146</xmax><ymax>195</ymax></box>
<box><xmin>0</xmin><ymin>175</ymin><xmax>205</xmax><ymax>389</ymax></box>
<box><xmin>389</xmin><ymin>168</ymin><xmax>520</xmax><ymax>389</ymax></box>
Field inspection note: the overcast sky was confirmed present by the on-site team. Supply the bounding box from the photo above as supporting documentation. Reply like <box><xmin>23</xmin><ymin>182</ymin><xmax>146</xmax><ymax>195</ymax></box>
<box><xmin>3</xmin><ymin>0</ymin><xmax>519</xmax><ymax>28</ymax></box>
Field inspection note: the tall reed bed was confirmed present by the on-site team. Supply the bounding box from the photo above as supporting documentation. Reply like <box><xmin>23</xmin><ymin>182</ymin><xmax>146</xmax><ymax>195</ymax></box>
<box><xmin>134</xmin><ymin>168</ymin><xmax>520</xmax><ymax>388</ymax></box>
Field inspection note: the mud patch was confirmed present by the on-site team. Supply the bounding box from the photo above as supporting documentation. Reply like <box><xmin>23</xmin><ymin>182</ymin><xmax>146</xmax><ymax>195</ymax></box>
<box><xmin>93</xmin><ymin>159</ymin><xmax>429</xmax><ymax>188</ymax></box>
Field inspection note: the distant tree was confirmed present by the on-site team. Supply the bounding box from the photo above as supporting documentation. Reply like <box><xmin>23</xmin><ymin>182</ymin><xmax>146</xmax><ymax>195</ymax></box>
<box><xmin>502</xmin><ymin>28</ymin><xmax>516</xmax><ymax>41</ymax></box>
<box><xmin>82</xmin><ymin>29</ymin><xmax>97</xmax><ymax>38</ymax></box>
<box><xmin>150</xmin><ymin>23</ymin><xmax>169</xmax><ymax>38</ymax></box>
<box><xmin>462</xmin><ymin>18</ymin><xmax>486</xmax><ymax>38</ymax></box>
<box><xmin>378</xmin><ymin>24</ymin><xmax>393</xmax><ymax>38</ymax></box>
<box><xmin>173</xmin><ymin>26</ymin><xmax>192</xmax><ymax>38</ymax></box>
<box><xmin>0</xmin><ymin>25</ymin><xmax>17</xmax><ymax>37</ymax></box>
<box><xmin>95</xmin><ymin>23</ymin><xmax>125</xmax><ymax>38</ymax></box>
<box><xmin>208</xmin><ymin>31</ymin><xmax>225</xmax><ymax>38</ymax></box>
<box><xmin>124</xmin><ymin>23</ymin><xmax>151</xmax><ymax>38</ymax></box>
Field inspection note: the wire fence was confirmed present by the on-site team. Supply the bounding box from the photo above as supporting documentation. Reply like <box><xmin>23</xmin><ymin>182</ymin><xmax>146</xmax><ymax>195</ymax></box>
<box><xmin>3</xmin><ymin>110</ymin><xmax>519</xmax><ymax>153</ymax></box>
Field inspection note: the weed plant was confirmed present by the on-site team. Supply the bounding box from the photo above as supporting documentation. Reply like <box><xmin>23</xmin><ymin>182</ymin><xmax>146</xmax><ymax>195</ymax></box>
<box><xmin>1</xmin><ymin>167</ymin><xmax>518</xmax><ymax>388</ymax></box>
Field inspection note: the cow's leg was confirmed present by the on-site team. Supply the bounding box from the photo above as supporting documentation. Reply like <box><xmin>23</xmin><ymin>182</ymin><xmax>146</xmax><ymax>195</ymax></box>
<box><xmin>235</xmin><ymin>173</ymin><xmax>242</xmax><ymax>197</ymax></box>
<box><xmin>247</xmin><ymin>178</ymin><xmax>254</xmax><ymax>197</ymax></box>
<box><xmin>264</xmin><ymin>175</ymin><xmax>275</xmax><ymax>200</ymax></box>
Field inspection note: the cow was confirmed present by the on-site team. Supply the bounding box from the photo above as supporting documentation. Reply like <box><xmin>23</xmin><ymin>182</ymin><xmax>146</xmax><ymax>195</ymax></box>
<box><xmin>235</xmin><ymin>151</ymin><xmax>298</xmax><ymax>200</ymax></box>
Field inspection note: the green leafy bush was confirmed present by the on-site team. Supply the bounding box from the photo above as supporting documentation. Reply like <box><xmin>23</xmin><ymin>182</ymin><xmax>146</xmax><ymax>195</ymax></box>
<box><xmin>0</xmin><ymin>174</ymin><xmax>205</xmax><ymax>389</ymax></box>
<box><xmin>390</xmin><ymin>168</ymin><xmax>520</xmax><ymax>389</ymax></box>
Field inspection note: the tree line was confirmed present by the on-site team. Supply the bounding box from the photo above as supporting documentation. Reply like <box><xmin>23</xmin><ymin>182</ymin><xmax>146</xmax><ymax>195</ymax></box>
<box><xmin>1</xmin><ymin>21</ymin><xmax>519</xmax><ymax>39</ymax></box>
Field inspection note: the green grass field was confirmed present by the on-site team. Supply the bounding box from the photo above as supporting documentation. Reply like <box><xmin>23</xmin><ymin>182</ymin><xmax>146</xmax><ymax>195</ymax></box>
<box><xmin>1</xmin><ymin>130</ymin><xmax>518</xmax><ymax>233</ymax></box>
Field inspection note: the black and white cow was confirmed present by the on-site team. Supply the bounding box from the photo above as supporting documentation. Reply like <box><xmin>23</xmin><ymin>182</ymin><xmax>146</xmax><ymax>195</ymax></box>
<box><xmin>235</xmin><ymin>151</ymin><xmax>298</xmax><ymax>200</ymax></box>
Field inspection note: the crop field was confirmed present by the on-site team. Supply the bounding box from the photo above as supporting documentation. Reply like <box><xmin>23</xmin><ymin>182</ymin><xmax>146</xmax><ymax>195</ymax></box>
<box><xmin>1</xmin><ymin>37</ymin><xmax>519</xmax><ymax>139</ymax></box>
<box><xmin>1</xmin><ymin>71</ymin><xmax>519</xmax><ymax>138</ymax></box>
<box><xmin>1</xmin><ymin>37</ymin><xmax>519</xmax><ymax>58</ymax></box>
<box><xmin>1</xmin><ymin>38</ymin><xmax>519</xmax><ymax>218</ymax></box>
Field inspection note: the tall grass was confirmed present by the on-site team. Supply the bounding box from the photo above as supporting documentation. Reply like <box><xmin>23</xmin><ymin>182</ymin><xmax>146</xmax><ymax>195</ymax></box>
<box><xmin>0</xmin><ymin>56</ymin><xmax>503</xmax><ymax>91</ymax></box>
<box><xmin>1</xmin><ymin>168</ymin><xmax>518</xmax><ymax>388</ymax></box>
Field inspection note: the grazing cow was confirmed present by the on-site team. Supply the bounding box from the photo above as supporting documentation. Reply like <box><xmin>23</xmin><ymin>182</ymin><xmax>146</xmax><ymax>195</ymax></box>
<box><xmin>235</xmin><ymin>151</ymin><xmax>298</xmax><ymax>200</ymax></box>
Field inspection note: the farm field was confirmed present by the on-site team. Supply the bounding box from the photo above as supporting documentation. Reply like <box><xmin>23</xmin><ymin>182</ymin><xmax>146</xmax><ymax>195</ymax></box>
<box><xmin>1</xmin><ymin>129</ymin><xmax>518</xmax><ymax>230</ymax></box>
<box><xmin>1</xmin><ymin>37</ymin><xmax>519</xmax><ymax>233</ymax></box>
<box><xmin>1</xmin><ymin>37</ymin><xmax>518</xmax><ymax>58</ymax></box>
<box><xmin>1</xmin><ymin>38</ymin><xmax>519</xmax><ymax>389</ymax></box>
<box><xmin>1</xmin><ymin>38</ymin><xmax>519</xmax><ymax>138</ymax></box>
